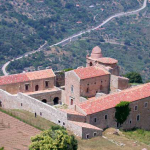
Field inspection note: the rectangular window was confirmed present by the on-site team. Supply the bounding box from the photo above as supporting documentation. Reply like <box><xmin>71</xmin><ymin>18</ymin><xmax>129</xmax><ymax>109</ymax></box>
<box><xmin>25</xmin><ymin>84</ymin><xmax>29</xmax><ymax>91</ymax></box>
<box><xmin>129</xmin><ymin>120</ymin><xmax>132</xmax><ymax>124</ymax></box>
<box><xmin>94</xmin><ymin>118</ymin><xmax>97</xmax><ymax>123</ymax></box>
<box><xmin>45</xmin><ymin>81</ymin><xmax>49</xmax><ymax>88</ymax></box>
<box><xmin>40</xmin><ymin>112</ymin><xmax>42</xmax><ymax>116</ymax></box>
<box><xmin>134</xmin><ymin>105</ymin><xmax>138</xmax><ymax>111</ymax></box>
<box><xmin>144</xmin><ymin>102</ymin><xmax>148</xmax><ymax>108</ymax></box>
<box><xmin>137</xmin><ymin>115</ymin><xmax>140</xmax><ymax>121</ymax></box>
<box><xmin>71</xmin><ymin>85</ymin><xmax>74</xmax><ymax>92</ymax></box>
<box><xmin>63</xmin><ymin>122</ymin><xmax>65</xmax><ymax>126</ymax></box>
<box><xmin>105</xmin><ymin>115</ymin><xmax>108</xmax><ymax>120</ymax></box>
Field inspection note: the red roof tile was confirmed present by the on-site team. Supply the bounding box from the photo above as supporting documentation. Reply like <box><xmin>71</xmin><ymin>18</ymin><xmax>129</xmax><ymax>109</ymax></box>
<box><xmin>60</xmin><ymin>109</ymin><xmax>85</xmax><ymax>116</ymax></box>
<box><xmin>74</xmin><ymin>66</ymin><xmax>110</xmax><ymax>80</ymax></box>
<box><xmin>0</xmin><ymin>69</ymin><xmax>55</xmax><ymax>85</ymax></box>
<box><xmin>97</xmin><ymin>57</ymin><xmax>118</xmax><ymax>64</ymax></box>
<box><xmin>26</xmin><ymin>69</ymin><xmax>55</xmax><ymax>80</ymax></box>
<box><xmin>69</xmin><ymin>121</ymin><xmax>102</xmax><ymax>130</ymax></box>
<box><xmin>78</xmin><ymin>83</ymin><xmax>150</xmax><ymax>115</ymax></box>
<box><xmin>0</xmin><ymin>74</ymin><xmax>29</xmax><ymax>85</ymax></box>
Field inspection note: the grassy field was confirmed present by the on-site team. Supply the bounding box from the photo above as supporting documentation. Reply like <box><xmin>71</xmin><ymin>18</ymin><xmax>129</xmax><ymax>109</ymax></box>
<box><xmin>123</xmin><ymin>129</ymin><xmax>150</xmax><ymax>145</ymax></box>
<box><xmin>0</xmin><ymin>108</ymin><xmax>150</xmax><ymax>150</ymax></box>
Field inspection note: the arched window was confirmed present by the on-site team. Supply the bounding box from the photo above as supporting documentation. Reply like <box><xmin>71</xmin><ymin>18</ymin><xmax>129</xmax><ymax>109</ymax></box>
<box><xmin>42</xmin><ymin>99</ymin><xmax>47</xmax><ymax>103</ymax></box>
<box><xmin>71</xmin><ymin>99</ymin><xmax>74</xmax><ymax>105</ymax></box>
<box><xmin>53</xmin><ymin>97</ymin><xmax>59</xmax><ymax>105</ymax></box>
<box><xmin>35</xmin><ymin>85</ymin><xmax>39</xmax><ymax>91</ymax></box>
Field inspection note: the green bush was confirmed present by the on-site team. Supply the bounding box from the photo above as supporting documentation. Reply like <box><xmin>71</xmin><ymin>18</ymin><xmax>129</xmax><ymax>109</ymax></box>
<box><xmin>29</xmin><ymin>126</ymin><xmax>78</xmax><ymax>150</ymax></box>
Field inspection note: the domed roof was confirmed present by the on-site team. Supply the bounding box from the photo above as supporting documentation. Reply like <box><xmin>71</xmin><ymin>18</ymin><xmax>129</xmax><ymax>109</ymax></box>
<box><xmin>92</xmin><ymin>46</ymin><xmax>102</xmax><ymax>54</ymax></box>
<box><xmin>91</xmin><ymin>46</ymin><xmax>103</xmax><ymax>59</ymax></box>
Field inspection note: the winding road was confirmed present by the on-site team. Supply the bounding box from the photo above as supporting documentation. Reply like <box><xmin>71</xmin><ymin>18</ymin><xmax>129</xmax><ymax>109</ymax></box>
<box><xmin>2</xmin><ymin>0</ymin><xmax>148</xmax><ymax>76</ymax></box>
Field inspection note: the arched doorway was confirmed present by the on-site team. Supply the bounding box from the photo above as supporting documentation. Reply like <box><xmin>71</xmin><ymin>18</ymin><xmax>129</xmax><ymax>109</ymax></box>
<box><xmin>42</xmin><ymin>99</ymin><xmax>47</xmax><ymax>103</ymax></box>
<box><xmin>53</xmin><ymin>97</ymin><xmax>59</xmax><ymax>105</ymax></box>
<box><xmin>90</xmin><ymin>62</ymin><xmax>93</xmax><ymax>66</ymax></box>
<box><xmin>35</xmin><ymin>85</ymin><xmax>39</xmax><ymax>91</ymax></box>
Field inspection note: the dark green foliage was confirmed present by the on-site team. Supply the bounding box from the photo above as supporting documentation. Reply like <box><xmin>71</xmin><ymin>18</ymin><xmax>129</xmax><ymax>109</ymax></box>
<box><xmin>124</xmin><ymin>72</ymin><xmax>143</xmax><ymax>83</ymax></box>
<box><xmin>29</xmin><ymin>126</ymin><xmax>78</xmax><ymax>150</ymax></box>
<box><xmin>0</xmin><ymin>147</ymin><xmax>4</xmax><ymax>150</ymax></box>
<box><xmin>115</xmin><ymin>101</ymin><xmax>131</xmax><ymax>126</ymax></box>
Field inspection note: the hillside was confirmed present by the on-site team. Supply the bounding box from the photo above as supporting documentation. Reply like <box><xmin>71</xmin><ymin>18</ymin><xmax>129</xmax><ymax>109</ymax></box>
<box><xmin>1</xmin><ymin>0</ymin><xmax>149</xmax><ymax>80</ymax></box>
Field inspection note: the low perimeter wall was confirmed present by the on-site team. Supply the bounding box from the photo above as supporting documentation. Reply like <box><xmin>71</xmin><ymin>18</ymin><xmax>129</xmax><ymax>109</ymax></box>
<box><xmin>0</xmin><ymin>89</ymin><xmax>101</xmax><ymax>139</ymax></box>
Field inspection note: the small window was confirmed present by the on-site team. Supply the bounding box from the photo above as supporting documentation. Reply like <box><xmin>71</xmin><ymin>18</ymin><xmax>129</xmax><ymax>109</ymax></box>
<box><xmin>87</xmin><ymin>88</ymin><xmax>89</xmax><ymax>93</ymax></box>
<box><xmin>144</xmin><ymin>102</ymin><xmax>148</xmax><ymax>108</ymax></box>
<box><xmin>129</xmin><ymin>120</ymin><xmax>132</xmax><ymax>124</ymax></box>
<box><xmin>87</xmin><ymin>84</ymin><xmax>89</xmax><ymax>86</ymax></box>
<box><xmin>58</xmin><ymin>120</ymin><xmax>61</xmax><ymax>123</ymax></box>
<box><xmin>21</xmin><ymin>103</ymin><xmax>23</xmax><ymax>107</ymax></box>
<box><xmin>95</xmin><ymin>82</ymin><xmax>96</xmax><ymax>84</ymax></box>
<box><xmin>105</xmin><ymin>115</ymin><xmax>108</xmax><ymax>120</ymax></box>
<box><xmin>137</xmin><ymin>115</ymin><xmax>140</xmax><ymax>121</ymax></box>
<box><xmin>94</xmin><ymin>118</ymin><xmax>97</xmax><ymax>123</ymax></box>
<box><xmin>101</xmin><ymin>80</ymin><xmax>103</xmax><ymax>83</ymax></box>
<box><xmin>71</xmin><ymin>85</ymin><xmax>74</xmax><ymax>92</ymax></box>
<box><xmin>45</xmin><ymin>81</ymin><xmax>49</xmax><ymax>88</ymax></box>
<box><xmin>93</xmin><ymin>132</ymin><xmax>97</xmax><ymax>137</ymax></box>
<box><xmin>86</xmin><ymin>134</ymin><xmax>89</xmax><ymax>139</ymax></box>
<box><xmin>134</xmin><ymin>105</ymin><xmax>138</xmax><ymax>111</ymax></box>
<box><xmin>40</xmin><ymin>112</ymin><xmax>42</xmax><ymax>116</ymax></box>
<box><xmin>63</xmin><ymin>122</ymin><xmax>65</xmax><ymax>126</ymax></box>
<box><xmin>25</xmin><ymin>84</ymin><xmax>29</xmax><ymax>91</ymax></box>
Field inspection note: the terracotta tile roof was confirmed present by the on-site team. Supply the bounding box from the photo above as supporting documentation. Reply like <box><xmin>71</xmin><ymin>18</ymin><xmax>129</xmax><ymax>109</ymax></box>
<box><xmin>97</xmin><ymin>57</ymin><xmax>118</xmax><ymax>64</ymax></box>
<box><xmin>26</xmin><ymin>69</ymin><xmax>55</xmax><ymax>80</ymax></box>
<box><xmin>0</xmin><ymin>74</ymin><xmax>29</xmax><ymax>85</ymax></box>
<box><xmin>78</xmin><ymin>83</ymin><xmax>150</xmax><ymax>115</ymax></box>
<box><xmin>74</xmin><ymin>66</ymin><xmax>110</xmax><ymax>79</ymax></box>
<box><xmin>69</xmin><ymin>121</ymin><xmax>102</xmax><ymax>130</ymax></box>
<box><xmin>0</xmin><ymin>69</ymin><xmax>55</xmax><ymax>85</ymax></box>
<box><xmin>60</xmin><ymin>109</ymin><xmax>85</xmax><ymax>116</ymax></box>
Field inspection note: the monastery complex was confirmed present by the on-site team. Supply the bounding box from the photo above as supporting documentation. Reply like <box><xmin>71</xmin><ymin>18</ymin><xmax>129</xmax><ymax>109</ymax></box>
<box><xmin>0</xmin><ymin>46</ymin><xmax>150</xmax><ymax>139</ymax></box>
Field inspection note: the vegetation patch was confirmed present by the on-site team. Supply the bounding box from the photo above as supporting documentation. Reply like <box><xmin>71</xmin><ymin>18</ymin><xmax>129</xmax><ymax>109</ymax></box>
<box><xmin>115</xmin><ymin>101</ymin><xmax>131</xmax><ymax>127</ymax></box>
<box><xmin>123</xmin><ymin>128</ymin><xmax>150</xmax><ymax>145</ymax></box>
<box><xmin>29</xmin><ymin>126</ymin><xmax>78</xmax><ymax>150</ymax></box>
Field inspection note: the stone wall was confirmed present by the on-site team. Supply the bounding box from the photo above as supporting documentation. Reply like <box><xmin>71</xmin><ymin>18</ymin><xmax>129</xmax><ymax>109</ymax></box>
<box><xmin>29</xmin><ymin>88</ymin><xmax>62</xmax><ymax>105</ymax></box>
<box><xmin>85</xmin><ymin>97</ymin><xmax>150</xmax><ymax>130</ymax></box>
<box><xmin>0</xmin><ymin>89</ymin><xmax>101</xmax><ymax>139</ymax></box>
<box><xmin>0</xmin><ymin>89</ymin><xmax>67</xmax><ymax>126</ymax></box>
<box><xmin>110</xmin><ymin>75</ymin><xmax>129</xmax><ymax>91</ymax></box>
<box><xmin>80</xmin><ymin>75</ymin><xmax>110</xmax><ymax>97</ymax></box>
<box><xmin>0</xmin><ymin>77</ymin><xmax>55</xmax><ymax>94</ymax></box>
<box><xmin>65</xmin><ymin>71</ymin><xmax>80</xmax><ymax>105</ymax></box>
<box><xmin>55</xmin><ymin>71</ymin><xmax>65</xmax><ymax>87</ymax></box>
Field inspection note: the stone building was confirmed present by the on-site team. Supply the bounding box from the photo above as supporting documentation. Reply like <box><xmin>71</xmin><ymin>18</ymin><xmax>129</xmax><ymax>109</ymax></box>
<box><xmin>65</xmin><ymin>66</ymin><xmax>110</xmax><ymax>105</ymax></box>
<box><xmin>86</xmin><ymin>46</ymin><xmax>129</xmax><ymax>90</ymax></box>
<box><xmin>0</xmin><ymin>69</ymin><xmax>62</xmax><ymax>105</ymax></box>
<box><xmin>1</xmin><ymin>45</ymin><xmax>150</xmax><ymax>140</ymax></box>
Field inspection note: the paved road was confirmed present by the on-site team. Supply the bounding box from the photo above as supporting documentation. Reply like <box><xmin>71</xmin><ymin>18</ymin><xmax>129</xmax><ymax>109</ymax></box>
<box><xmin>2</xmin><ymin>0</ymin><xmax>147</xmax><ymax>76</ymax></box>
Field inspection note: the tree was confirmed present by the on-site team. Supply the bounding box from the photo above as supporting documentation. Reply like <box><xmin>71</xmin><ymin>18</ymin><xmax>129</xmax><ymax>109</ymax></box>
<box><xmin>115</xmin><ymin>101</ymin><xmax>131</xmax><ymax>127</ymax></box>
<box><xmin>124</xmin><ymin>72</ymin><xmax>143</xmax><ymax>83</ymax></box>
<box><xmin>29</xmin><ymin>126</ymin><xmax>78</xmax><ymax>150</ymax></box>
<box><xmin>0</xmin><ymin>147</ymin><xmax>4</xmax><ymax>150</ymax></box>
